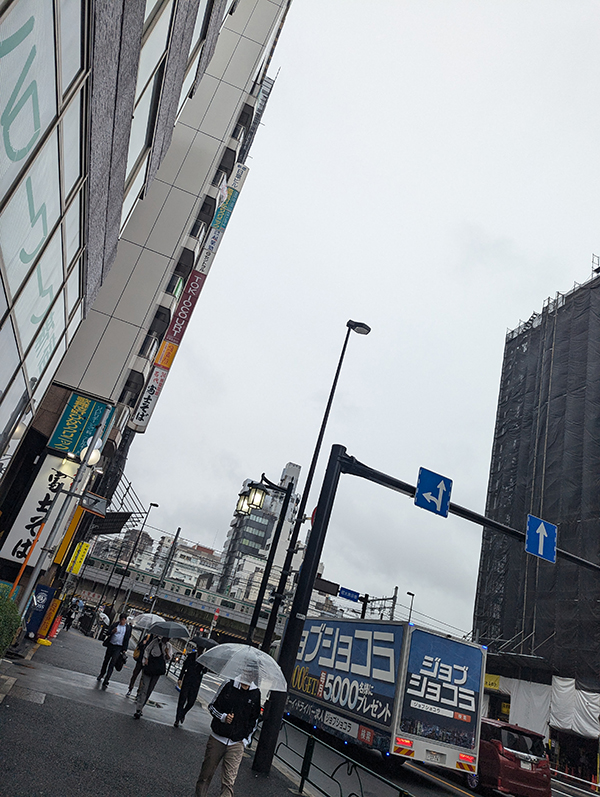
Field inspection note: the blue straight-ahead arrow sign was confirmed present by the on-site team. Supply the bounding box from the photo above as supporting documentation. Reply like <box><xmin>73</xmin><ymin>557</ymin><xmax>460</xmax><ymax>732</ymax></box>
<box><xmin>525</xmin><ymin>514</ymin><xmax>557</xmax><ymax>563</ymax></box>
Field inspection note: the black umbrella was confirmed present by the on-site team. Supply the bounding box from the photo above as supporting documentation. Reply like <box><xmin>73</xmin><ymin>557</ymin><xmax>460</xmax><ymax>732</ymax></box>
<box><xmin>192</xmin><ymin>635</ymin><xmax>218</xmax><ymax>651</ymax></box>
<box><xmin>147</xmin><ymin>620</ymin><xmax>189</xmax><ymax>639</ymax></box>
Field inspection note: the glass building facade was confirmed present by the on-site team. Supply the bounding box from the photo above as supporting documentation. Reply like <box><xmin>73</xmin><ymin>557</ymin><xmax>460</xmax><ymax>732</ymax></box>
<box><xmin>0</xmin><ymin>0</ymin><xmax>219</xmax><ymax>477</ymax></box>
<box><xmin>0</xmin><ymin>0</ymin><xmax>87</xmax><ymax>470</ymax></box>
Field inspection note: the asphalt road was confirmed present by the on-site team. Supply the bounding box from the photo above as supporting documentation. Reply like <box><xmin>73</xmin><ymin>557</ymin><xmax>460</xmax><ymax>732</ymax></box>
<box><xmin>0</xmin><ymin>629</ymin><xmax>295</xmax><ymax>797</ymax></box>
<box><xmin>3</xmin><ymin>627</ymin><xmax>581</xmax><ymax>797</ymax></box>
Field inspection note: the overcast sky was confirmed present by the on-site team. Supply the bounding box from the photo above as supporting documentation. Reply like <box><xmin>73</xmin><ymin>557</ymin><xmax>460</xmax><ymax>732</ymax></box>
<box><xmin>126</xmin><ymin>0</ymin><xmax>600</xmax><ymax>636</ymax></box>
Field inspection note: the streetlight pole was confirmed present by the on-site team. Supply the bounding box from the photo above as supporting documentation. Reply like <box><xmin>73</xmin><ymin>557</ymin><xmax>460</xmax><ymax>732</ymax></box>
<box><xmin>110</xmin><ymin>502</ymin><xmax>158</xmax><ymax>610</ymax></box>
<box><xmin>407</xmin><ymin>591</ymin><xmax>415</xmax><ymax>623</ymax></box>
<box><xmin>253</xmin><ymin>320</ymin><xmax>370</xmax><ymax>774</ymax></box>
<box><xmin>246</xmin><ymin>476</ymin><xmax>295</xmax><ymax>645</ymax></box>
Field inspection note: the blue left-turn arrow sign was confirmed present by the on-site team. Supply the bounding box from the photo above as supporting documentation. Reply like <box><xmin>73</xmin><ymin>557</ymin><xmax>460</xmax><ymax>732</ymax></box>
<box><xmin>525</xmin><ymin>514</ymin><xmax>557</xmax><ymax>563</ymax></box>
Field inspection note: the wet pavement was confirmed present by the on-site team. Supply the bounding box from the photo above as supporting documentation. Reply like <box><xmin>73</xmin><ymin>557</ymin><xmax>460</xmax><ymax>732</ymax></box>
<box><xmin>0</xmin><ymin>627</ymin><xmax>307</xmax><ymax>796</ymax></box>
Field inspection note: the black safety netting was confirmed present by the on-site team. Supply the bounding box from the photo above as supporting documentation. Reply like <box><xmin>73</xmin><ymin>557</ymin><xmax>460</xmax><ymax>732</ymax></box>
<box><xmin>473</xmin><ymin>277</ymin><xmax>600</xmax><ymax>686</ymax></box>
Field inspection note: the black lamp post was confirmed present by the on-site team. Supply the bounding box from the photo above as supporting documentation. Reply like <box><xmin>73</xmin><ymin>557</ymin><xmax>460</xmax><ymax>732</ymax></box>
<box><xmin>407</xmin><ymin>591</ymin><xmax>415</xmax><ymax>623</ymax></box>
<box><xmin>253</xmin><ymin>319</ymin><xmax>371</xmax><ymax>774</ymax></box>
<box><xmin>242</xmin><ymin>474</ymin><xmax>295</xmax><ymax>645</ymax></box>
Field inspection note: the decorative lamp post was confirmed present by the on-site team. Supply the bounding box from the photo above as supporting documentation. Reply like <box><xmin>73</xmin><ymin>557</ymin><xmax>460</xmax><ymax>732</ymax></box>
<box><xmin>253</xmin><ymin>319</ymin><xmax>371</xmax><ymax>774</ymax></box>
<box><xmin>244</xmin><ymin>475</ymin><xmax>295</xmax><ymax>645</ymax></box>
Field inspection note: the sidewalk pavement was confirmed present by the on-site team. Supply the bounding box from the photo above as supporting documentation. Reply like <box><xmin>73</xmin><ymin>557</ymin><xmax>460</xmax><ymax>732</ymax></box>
<box><xmin>0</xmin><ymin>626</ymin><xmax>304</xmax><ymax>797</ymax></box>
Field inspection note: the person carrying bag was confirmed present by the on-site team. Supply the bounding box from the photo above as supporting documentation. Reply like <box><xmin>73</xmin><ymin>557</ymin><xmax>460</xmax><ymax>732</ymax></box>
<box><xmin>127</xmin><ymin>633</ymin><xmax>152</xmax><ymax>697</ymax></box>
<box><xmin>133</xmin><ymin>636</ymin><xmax>172</xmax><ymax>719</ymax></box>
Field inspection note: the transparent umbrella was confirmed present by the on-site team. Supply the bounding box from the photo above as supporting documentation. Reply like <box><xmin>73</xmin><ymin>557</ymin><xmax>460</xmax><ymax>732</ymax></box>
<box><xmin>197</xmin><ymin>644</ymin><xmax>287</xmax><ymax>694</ymax></box>
<box><xmin>132</xmin><ymin>612</ymin><xmax>162</xmax><ymax>630</ymax></box>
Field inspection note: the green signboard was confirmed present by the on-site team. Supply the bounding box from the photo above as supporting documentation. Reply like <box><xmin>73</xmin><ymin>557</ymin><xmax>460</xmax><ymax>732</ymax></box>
<box><xmin>47</xmin><ymin>393</ymin><xmax>114</xmax><ymax>457</ymax></box>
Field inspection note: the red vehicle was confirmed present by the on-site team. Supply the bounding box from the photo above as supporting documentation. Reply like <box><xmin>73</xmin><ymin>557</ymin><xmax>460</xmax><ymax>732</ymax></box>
<box><xmin>466</xmin><ymin>718</ymin><xmax>551</xmax><ymax>796</ymax></box>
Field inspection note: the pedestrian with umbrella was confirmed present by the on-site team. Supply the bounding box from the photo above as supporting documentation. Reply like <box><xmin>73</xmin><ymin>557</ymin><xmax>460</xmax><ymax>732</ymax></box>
<box><xmin>174</xmin><ymin>636</ymin><xmax>216</xmax><ymax>728</ymax></box>
<box><xmin>133</xmin><ymin>620</ymin><xmax>188</xmax><ymax>719</ymax></box>
<box><xmin>127</xmin><ymin>613</ymin><xmax>162</xmax><ymax>697</ymax></box>
<box><xmin>194</xmin><ymin>644</ymin><xmax>286</xmax><ymax>797</ymax></box>
<box><xmin>126</xmin><ymin>632</ymin><xmax>152</xmax><ymax>697</ymax></box>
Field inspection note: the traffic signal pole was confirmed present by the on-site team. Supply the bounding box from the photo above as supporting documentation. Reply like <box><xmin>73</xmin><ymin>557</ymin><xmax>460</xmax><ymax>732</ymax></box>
<box><xmin>253</xmin><ymin>443</ymin><xmax>600</xmax><ymax>777</ymax></box>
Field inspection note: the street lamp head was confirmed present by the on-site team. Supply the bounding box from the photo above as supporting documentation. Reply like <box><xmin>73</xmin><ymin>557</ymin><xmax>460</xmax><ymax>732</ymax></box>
<box><xmin>407</xmin><ymin>591</ymin><xmax>415</xmax><ymax>597</ymax></box>
<box><xmin>150</xmin><ymin>502</ymin><xmax>159</xmax><ymax>508</ymax></box>
<box><xmin>81</xmin><ymin>446</ymin><xmax>101</xmax><ymax>466</ymax></box>
<box><xmin>247</xmin><ymin>482</ymin><xmax>267</xmax><ymax>511</ymax></box>
<box><xmin>236</xmin><ymin>489</ymin><xmax>251</xmax><ymax>515</ymax></box>
<box><xmin>347</xmin><ymin>319</ymin><xmax>371</xmax><ymax>335</ymax></box>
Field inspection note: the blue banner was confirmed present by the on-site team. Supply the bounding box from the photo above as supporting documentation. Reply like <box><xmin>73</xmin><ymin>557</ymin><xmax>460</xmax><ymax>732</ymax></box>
<box><xmin>398</xmin><ymin>629</ymin><xmax>484</xmax><ymax>750</ymax></box>
<box><xmin>288</xmin><ymin>619</ymin><xmax>404</xmax><ymax>751</ymax></box>
<box><xmin>25</xmin><ymin>584</ymin><xmax>56</xmax><ymax>635</ymax></box>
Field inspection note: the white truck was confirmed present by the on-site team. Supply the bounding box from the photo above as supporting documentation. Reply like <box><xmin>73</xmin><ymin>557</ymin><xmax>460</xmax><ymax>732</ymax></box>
<box><xmin>287</xmin><ymin>618</ymin><xmax>486</xmax><ymax>778</ymax></box>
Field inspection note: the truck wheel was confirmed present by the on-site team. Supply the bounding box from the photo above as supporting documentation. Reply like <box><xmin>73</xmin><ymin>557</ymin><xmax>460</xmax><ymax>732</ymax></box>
<box><xmin>466</xmin><ymin>773</ymin><xmax>480</xmax><ymax>791</ymax></box>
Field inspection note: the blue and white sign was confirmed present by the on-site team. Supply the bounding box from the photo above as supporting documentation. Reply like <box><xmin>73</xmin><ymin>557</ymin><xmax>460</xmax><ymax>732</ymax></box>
<box><xmin>288</xmin><ymin>619</ymin><xmax>405</xmax><ymax>751</ymax></box>
<box><xmin>339</xmin><ymin>587</ymin><xmax>360</xmax><ymax>602</ymax></box>
<box><xmin>414</xmin><ymin>468</ymin><xmax>453</xmax><ymax>518</ymax></box>
<box><xmin>525</xmin><ymin>514</ymin><xmax>557</xmax><ymax>564</ymax></box>
<box><xmin>397</xmin><ymin>629</ymin><xmax>484</xmax><ymax>752</ymax></box>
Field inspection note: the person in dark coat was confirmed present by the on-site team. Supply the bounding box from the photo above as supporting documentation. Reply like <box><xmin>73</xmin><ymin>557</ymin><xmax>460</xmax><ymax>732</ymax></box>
<box><xmin>174</xmin><ymin>649</ymin><xmax>207</xmax><ymax>727</ymax></box>
<box><xmin>96</xmin><ymin>613</ymin><xmax>132</xmax><ymax>689</ymax></box>
<box><xmin>63</xmin><ymin>608</ymin><xmax>75</xmax><ymax>631</ymax></box>
<box><xmin>195</xmin><ymin>673</ymin><xmax>261</xmax><ymax>797</ymax></box>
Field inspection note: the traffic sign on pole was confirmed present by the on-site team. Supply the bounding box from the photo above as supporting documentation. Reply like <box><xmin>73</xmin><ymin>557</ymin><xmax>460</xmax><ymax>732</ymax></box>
<box><xmin>338</xmin><ymin>586</ymin><xmax>360</xmax><ymax>602</ymax></box>
<box><xmin>414</xmin><ymin>468</ymin><xmax>453</xmax><ymax>517</ymax></box>
<box><xmin>525</xmin><ymin>515</ymin><xmax>557</xmax><ymax>563</ymax></box>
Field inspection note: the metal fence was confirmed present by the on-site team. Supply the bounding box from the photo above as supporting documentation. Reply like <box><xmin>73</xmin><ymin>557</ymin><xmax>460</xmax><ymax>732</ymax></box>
<box><xmin>271</xmin><ymin>719</ymin><xmax>416</xmax><ymax>797</ymax></box>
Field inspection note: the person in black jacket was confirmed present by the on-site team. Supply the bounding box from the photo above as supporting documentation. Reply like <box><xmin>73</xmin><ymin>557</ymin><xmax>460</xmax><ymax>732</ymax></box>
<box><xmin>195</xmin><ymin>672</ymin><xmax>261</xmax><ymax>797</ymax></box>
<box><xmin>174</xmin><ymin>649</ymin><xmax>207</xmax><ymax>727</ymax></box>
<box><xmin>96</xmin><ymin>613</ymin><xmax>132</xmax><ymax>689</ymax></box>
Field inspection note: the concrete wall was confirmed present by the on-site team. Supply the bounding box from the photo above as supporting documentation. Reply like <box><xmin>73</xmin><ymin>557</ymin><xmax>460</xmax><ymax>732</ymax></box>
<box><xmin>57</xmin><ymin>0</ymin><xmax>286</xmax><ymax>403</ymax></box>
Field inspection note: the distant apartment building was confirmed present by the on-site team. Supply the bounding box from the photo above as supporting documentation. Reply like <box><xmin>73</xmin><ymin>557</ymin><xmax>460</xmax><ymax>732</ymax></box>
<box><xmin>0</xmin><ymin>0</ymin><xmax>292</xmax><ymax>587</ymax></box>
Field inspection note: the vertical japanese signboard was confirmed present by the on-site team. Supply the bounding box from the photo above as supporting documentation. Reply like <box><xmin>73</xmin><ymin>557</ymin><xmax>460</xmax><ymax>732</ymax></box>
<box><xmin>287</xmin><ymin>619</ymin><xmax>404</xmax><ymax>752</ymax></box>
<box><xmin>131</xmin><ymin>164</ymin><xmax>249</xmax><ymax>432</ymax></box>
<box><xmin>66</xmin><ymin>541</ymin><xmax>90</xmax><ymax>575</ymax></box>
<box><xmin>0</xmin><ymin>454</ymin><xmax>78</xmax><ymax>566</ymax></box>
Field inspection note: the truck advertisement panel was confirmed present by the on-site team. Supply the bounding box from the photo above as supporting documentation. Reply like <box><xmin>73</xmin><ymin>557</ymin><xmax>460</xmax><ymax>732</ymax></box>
<box><xmin>287</xmin><ymin>619</ymin><xmax>404</xmax><ymax>752</ymax></box>
<box><xmin>393</xmin><ymin>628</ymin><xmax>485</xmax><ymax>771</ymax></box>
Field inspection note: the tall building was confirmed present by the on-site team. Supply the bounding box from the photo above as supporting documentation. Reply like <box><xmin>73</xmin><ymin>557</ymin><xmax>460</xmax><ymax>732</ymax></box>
<box><xmin>218</xmin><ymin>462</ymin><xmax>301</xmax><ymax>597</ymax></box>
<box><xmin>473</xmin><ymin>276</ymin><xmax>600</xmax><ymax>683</ymax></box>
<box><xmin>0</xmin><ymin>0</ymin><xmax>291</xmax><ymax>586</ymax></box>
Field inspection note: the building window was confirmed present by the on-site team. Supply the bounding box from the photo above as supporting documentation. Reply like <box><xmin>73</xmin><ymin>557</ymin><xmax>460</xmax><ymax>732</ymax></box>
<box><xmin>0</xmin><ymin>0</ymin><xmax>89</xmax><ymax>470</ymax></box>
<box><xmin>59</xmin><ymin>0</ymin><xmax>83</xmax><ymax>93</ymax></box>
